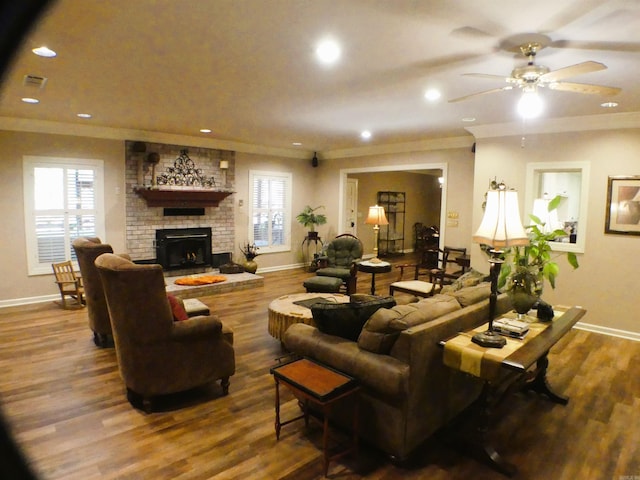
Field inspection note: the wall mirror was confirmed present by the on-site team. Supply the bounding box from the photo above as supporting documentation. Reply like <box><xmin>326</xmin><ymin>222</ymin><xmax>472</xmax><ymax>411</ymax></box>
<box><xmin>525</xmin><ymin>161</ymin><xmax>590</xmax><ymax>254</ymax></box>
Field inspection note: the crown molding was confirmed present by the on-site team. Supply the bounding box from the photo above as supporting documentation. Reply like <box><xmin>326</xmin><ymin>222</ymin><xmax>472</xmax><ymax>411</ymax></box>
<box><xmin>466</xmin><ymin>111</ymin><xmax>640</xmax><ymax>139</ymax></box>
<box><xmin>322</xmin><ymin>135</ymin><xmax>474</xmax><ymax>159</ymax></box>
<box><xmin>0</xmin><ymin>116</ymin><xmax>312</xmax><ymax>159</ymax></box>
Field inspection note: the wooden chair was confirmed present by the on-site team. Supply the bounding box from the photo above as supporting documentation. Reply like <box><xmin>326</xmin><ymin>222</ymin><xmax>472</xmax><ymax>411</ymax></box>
<box><xmin>52</xmin><ymin>260</ymin><xmax>85</xmax><ymax>309</ymax></box>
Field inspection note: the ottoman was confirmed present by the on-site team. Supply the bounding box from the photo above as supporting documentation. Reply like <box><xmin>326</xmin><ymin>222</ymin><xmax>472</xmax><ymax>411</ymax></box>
<box><xmin>303</xmin><ymin>276</ymin><xmax>343</xmax><ymax>293</ymax></box>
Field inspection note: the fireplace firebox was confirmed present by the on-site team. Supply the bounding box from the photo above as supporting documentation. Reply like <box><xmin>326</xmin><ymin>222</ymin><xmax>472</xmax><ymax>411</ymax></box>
<box><xmin>156</xmin><ymin>227</ymin><xmax>212</xmax><ymax>270</ymax></box>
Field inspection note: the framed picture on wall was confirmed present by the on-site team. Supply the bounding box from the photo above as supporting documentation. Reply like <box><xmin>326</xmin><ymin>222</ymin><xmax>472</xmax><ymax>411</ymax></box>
<box><xmin>605</xmin><ymin>175</ymin><xmax>640</xmax><ymax>235</ymax></box>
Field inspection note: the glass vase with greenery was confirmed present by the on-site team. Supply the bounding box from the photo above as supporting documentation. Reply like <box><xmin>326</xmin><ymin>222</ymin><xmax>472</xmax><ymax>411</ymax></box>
<box><xmin>498</xmin><ymin>195</ymin><xmax>579</xmax><ymax>316</ymax></box>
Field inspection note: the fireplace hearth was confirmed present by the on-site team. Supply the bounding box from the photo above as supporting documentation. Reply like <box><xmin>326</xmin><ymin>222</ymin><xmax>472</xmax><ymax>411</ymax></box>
<box><xmin>156</xmin><ymin>227</ymin><xmax>212</xmax><ymax>270</ymax></box>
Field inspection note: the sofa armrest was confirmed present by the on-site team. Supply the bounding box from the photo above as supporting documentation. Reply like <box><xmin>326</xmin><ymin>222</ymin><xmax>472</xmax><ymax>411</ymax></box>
<box><xmin>170</xmin><ymin>315</ymin><xmax>224</xmax><ymax>340</ymax></box>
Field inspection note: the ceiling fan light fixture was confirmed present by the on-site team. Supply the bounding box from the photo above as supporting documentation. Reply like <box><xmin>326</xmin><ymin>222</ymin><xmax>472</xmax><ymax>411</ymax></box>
<box><xmin>517</xmin><ymin>91</ymin><xmax>543</xmax><ymax>119</ymax></box>
<box><xmin>601</xmin><ymin>102</ymin><xmax>618</xmax><ymax>108</ymax></box>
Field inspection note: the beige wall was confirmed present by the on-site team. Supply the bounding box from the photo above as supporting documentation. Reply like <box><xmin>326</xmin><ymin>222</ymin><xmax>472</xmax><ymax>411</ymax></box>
<box><xmin>0</xmin><ymin>131</ymin><xmax>125</xmax><ymax>302</ymax></box>
<box><xmin>472</xmin><ymin>129</ymin><xmax>640</xmax><ymax>334</ymax></box>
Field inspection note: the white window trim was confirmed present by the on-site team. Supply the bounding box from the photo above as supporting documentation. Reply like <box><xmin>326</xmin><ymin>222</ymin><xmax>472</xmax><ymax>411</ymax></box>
<box><xmin>248</xmin><ymin>170</ymin><xmax>292</xmax><ymax>254</ymax></box>
<box><xmin>23</xmin><ymin>155</ymin><xmax>105</xmax><ymax>276</ymax></box>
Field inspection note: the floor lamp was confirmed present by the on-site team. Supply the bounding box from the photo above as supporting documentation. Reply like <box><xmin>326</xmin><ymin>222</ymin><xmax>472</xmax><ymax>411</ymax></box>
<box><xmin>472</xmin><ymin>184</ymin><xmax>529</xmax><ymax>348</ymax></box>
<box><xmin>364</xmin><ymin>205</ymin><xmax>388</xmax><ymax>260</ymax></box>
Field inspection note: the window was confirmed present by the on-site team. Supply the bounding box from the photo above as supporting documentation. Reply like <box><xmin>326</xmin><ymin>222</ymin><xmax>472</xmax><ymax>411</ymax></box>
<box><xmin>525</xmin><ymin>161</ymin><xmax>590</xmax><ymax>254</ymax></box>
<box><xmin>248</xmin><ymin>170</ymin><xmax>292</xmax><ymax>253</ymax></box>
<box><xmin>23</xmin><ymin>156</ymin><xmax>105</xmax><ymax>275</ymax></box>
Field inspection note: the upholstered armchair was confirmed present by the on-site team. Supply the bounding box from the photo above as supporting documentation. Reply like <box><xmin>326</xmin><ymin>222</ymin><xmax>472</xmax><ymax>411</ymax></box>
<box><xmin>95</xmin><ymin>253</ymin><xmax>235</xmax><ymax>411</ymax></box>
<box><xmin>72</xmin><ymin>237</ymin><xmax>129</xmax><ymax>347</ymax></box>
<box><xmin>315</xmin><ymin>234</ymin><xmax>363</xmax><ymax>295</ymax></box>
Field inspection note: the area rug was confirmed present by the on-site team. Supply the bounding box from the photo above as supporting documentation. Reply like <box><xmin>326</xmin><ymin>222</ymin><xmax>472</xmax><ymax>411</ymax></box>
<box><xmin>174</xmin><ymin>275</ymin><xmax>227</xmax><ymax>286</ymax></box>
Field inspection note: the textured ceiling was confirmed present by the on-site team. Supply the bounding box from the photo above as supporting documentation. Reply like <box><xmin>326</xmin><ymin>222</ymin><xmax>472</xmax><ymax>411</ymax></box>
<box><xmin>1</xmin><ymin>0</ymin><xmax>639</xmax><ymax>153</ymax></box>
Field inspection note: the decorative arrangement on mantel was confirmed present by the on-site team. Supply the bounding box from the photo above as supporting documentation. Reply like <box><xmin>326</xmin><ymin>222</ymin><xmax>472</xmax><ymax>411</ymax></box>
<box><xmin>134</xmin><ymin>148</ymin><xmax>233</xmax><ymax>207</ymax></box>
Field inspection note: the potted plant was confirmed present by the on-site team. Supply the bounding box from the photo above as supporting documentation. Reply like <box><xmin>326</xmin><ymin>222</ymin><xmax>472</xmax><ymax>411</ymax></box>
<box><xmin>296</xmin><ymin>205</ymin><xmax>327</xmax><ymax>239</ymax></box>
<box><xmin>498</xmin><ymin>195</ymin><xmax>579</xmax><ymax>319</ymax></box>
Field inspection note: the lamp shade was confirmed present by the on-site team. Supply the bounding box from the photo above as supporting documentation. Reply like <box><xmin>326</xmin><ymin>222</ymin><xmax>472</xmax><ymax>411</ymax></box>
<box><xmin>532</xmin><ymin>198</ymin><xmax>560</xmax><ymax>234</ymax></box>
<box><xmin>473</xmin><ymin>189</ymin><xmax>529</xmax><ymax>248</ymax></box>
<box><xmin>364</xmin><ymin>205</ymin><xmax>388</xmax><ymax>226</ymax></box>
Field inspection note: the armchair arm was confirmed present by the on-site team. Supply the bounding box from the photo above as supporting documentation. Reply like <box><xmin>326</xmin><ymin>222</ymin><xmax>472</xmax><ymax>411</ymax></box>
<box><xmin>170</xmin><ymin>315</ymin><xmax>224</xmax><ymax>340</ymax></box>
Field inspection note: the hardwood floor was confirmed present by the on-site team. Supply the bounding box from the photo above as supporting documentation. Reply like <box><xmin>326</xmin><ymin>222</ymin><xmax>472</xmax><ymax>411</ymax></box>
<box><xmin>1</xmin><ymin>257</ymin><xmax>638</xmax><ymax>479</ymax></box>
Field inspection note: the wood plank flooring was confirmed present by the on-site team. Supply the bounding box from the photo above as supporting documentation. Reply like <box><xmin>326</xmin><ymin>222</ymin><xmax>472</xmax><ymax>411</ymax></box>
<box><xmin>1</xmin><ymin>257</ymin><xmax>639</xmax><ymax>479</ymax></box>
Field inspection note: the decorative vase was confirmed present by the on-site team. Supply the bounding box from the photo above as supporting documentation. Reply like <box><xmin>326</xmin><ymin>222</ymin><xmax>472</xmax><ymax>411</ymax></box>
<box><xmin>242</xmin><ymin>259</ymin><xmax>258</xmax><ymax>274</ymax></box>
<box><xmin>506</xmin><ymin>269</ymin><xmax>543</xmax><ymax>321</ymax></box>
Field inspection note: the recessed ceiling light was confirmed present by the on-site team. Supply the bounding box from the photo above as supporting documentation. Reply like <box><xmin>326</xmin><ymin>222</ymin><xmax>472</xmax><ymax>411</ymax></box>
<box><xmin>199</xmin><ymin>128</ymin><xmax>212</xmax><ymax>133</ymax></box>
<box><xmin>292</xmin><ymin>142</ymin><xmax>302</xmax><ymax>146</ymax></box>
<box><xmin>32</xmin><ymin>46</ymin><xmax>56</xmax><ymax>58</ymax></box>
<box><xmin>424</xmin><ymin>88</ymin><xmax>441</xmax><ymax>102</ymax></box>
<box><xmin>462</xmin><ymin>117</ymin><xmax>476</xmax><ymax>122</ymax></box>
<box><xmin>21</xmin><ymin>97</ymin><xmax>39</xmax><ymax>104</ymax></box>
<box><xmin>315</xmin><ymin>38</ymin><xmax>341</xmax><ymax>65</ymax></box>
<box><xmin>601</xmin><ymin>102</ymin><xmax>618</xmax><ymax>108</ymax></box>
<box><xmin>77</xmin><ymin>113</ymin><xmax>92</xmax><ymax>119</ymax></box>
<box><xmin>360</xmin><ymin>130</ymin><xmax>372</xmax><ymax>140</ymax></box>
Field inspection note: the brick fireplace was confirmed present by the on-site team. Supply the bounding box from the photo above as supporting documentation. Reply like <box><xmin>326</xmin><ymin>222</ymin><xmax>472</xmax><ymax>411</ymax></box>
<box><xmin>124</xmin><ymin>141</ymin><xmax>235</xmax><ymax>266</ymax></box>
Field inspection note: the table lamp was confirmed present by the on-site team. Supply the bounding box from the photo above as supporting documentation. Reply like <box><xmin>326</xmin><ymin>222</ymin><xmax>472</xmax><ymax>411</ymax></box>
<box><xmin>364</xmin><ymin>205</ymin><xmax>389</xmax><ymax>260</ymax></box>
<box><xmin>472</xmin><ymin>183</ymin><xmax>529</xmax><ymax>348</ymax></box>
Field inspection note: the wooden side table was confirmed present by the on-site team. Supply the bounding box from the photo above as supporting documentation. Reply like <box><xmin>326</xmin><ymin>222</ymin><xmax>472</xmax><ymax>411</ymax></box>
<box><xmin>440</xmin><ymin>306</ymin><xmax>587</xmax><ymax>476</ymax></box>
<box><xmin>270</xmin><ymin>358</ymin><xmax>360</xmax><ymax>477</ymax></box>
<box><xmin>357</xmin><ymin>260</ymin><xmax>392</xmax><ymax>295</ymax></box>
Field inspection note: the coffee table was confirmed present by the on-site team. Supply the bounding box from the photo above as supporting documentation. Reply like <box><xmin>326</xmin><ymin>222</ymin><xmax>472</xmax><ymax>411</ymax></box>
<box><xmin>267</xmin><ymin>293</ymin><xmax>349</xmax><ymax>341</ymax></box>
<box><xmin>270</xmin><ymin>357</ymin><xmax>360</xmax><ymax>476</ymax></box>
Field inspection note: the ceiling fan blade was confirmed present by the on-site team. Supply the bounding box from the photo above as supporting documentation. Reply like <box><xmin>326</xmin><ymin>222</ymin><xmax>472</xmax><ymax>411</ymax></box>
<box><xmin>547</xmin><ymin>82</ymin><xmax>621</xmax><ymax>96</ymax></box>
<box><xmin>448</xmin><ymin>86</ymin><xmax>512</xmax><ymax>103</ymax></box>
<box><xmin>462</xmin><ymin>73</ymin><xmax>511</xmax><ymax>82</ymax></box>
<box><xmin>550</xmin><ymin>39</ymin><xmax>640</xmax><ymax>53</ymax></box>
<box><xmin>539</xmin><ymin>61</ymin><xmax>607</xmax><ymax>83</ymax></box>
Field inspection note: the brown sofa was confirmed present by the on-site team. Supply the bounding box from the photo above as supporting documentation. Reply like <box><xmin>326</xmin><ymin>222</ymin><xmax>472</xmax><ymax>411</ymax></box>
<box><xmin>283</xmin><ymin>282</ymin><xmax>511</xmax><ymax>461</ymax></box>
<box><xmin>95</xmin><ymin>253</ymin><xmax>235</xmax><ymax>411</ymax></box>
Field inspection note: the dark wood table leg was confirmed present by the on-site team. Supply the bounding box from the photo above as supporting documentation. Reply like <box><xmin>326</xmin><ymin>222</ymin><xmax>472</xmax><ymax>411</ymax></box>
<box><xmin>322</xmin><ymin>404</ymin><xmax>331</xmax><ymax>477</ymax></box>
<box><xmin>460</xmin><ymin>383</ymin><xmax>518</xmax><ymax>477</ymax></box>
<box><xmin>370</xmin><ymin>273</ymin><xmax>376</xmax><ymax>295</ymax></box>
<box><xmin>274</xmin><ymin>378</ymin><xmax>281</xmax><ymax>440</ymax></box>
<box><xmin>524</xmin><ymin>354</ymin><xmax>569</xmax><ymax>405</ymax></box>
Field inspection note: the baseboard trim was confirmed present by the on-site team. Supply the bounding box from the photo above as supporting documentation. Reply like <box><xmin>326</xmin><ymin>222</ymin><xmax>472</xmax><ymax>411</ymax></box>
<box><xmin>0</xmin><ymin>294</ymin><xmax>58</xmax><ymax>309</ymax></box>
<box><xmin>575</xmin><ymin>322</ymin><xmax>640</xmax><ymax>342</ymax></box>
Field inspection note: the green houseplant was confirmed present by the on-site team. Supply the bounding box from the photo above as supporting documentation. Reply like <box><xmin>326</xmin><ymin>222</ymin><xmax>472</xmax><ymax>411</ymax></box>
<box><xmin>498</xmin><ymin>195</ymin><xmax>579</xmax><ymax>317</ymax></box>
<box><xmin>296</xmin><ymin>205</ymin><xmax>327</xmax><ymax>238</ymax></box>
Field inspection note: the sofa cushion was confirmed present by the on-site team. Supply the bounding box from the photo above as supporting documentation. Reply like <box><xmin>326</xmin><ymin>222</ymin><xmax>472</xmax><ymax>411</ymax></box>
<box><xmin>448</xmin><ymin>282</ymin><xmax>491</xmax><ymax>307</ymax></box>
<box><xmin>357</xmin><ymin>294</ymin><xmax>461</xmax><ymax>354</ymax></box>
<box><xmin>440</xmin><ymin>268</ymin><xmax>487</xmax><ymax>294</ymax></box>
<box><xmin>311</xmin><ymin>295</ymin><xmax>396</xmax><ymax>341</ymax></box>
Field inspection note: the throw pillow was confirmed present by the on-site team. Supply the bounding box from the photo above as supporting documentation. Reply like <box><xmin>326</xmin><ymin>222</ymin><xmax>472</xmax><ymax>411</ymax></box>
<box><xmin>167</xmin><ymin>294</ymin><xmax>188</xmax><ymax>321</ymax></box>
<box><xmin>448</xmin><ymin>282</ymin><xmax>491</xmax><ymax>307</ymax></box>
<box><xmin>311</xmin><ymin>295</ymin><xmax>396</xmax><ymax>341</ymax></box>
<box><xmin>440</xmin><ymin>268</ymin><xmax>487</xmax><ymax>294</ymax></box>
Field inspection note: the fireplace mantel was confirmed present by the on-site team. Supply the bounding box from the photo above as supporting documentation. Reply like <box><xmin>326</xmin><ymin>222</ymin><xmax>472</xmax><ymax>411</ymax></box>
<box><xmin>135</xmin><ymin>187</ymin><xmax>233</xmax><ymax>207</ymax></box>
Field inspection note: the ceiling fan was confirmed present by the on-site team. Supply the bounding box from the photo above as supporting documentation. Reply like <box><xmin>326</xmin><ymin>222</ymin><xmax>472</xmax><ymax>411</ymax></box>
<box><xmin>449</xmin><ymin>42</ymin><xmax>621</xmax><ymax>103</ymax></box>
